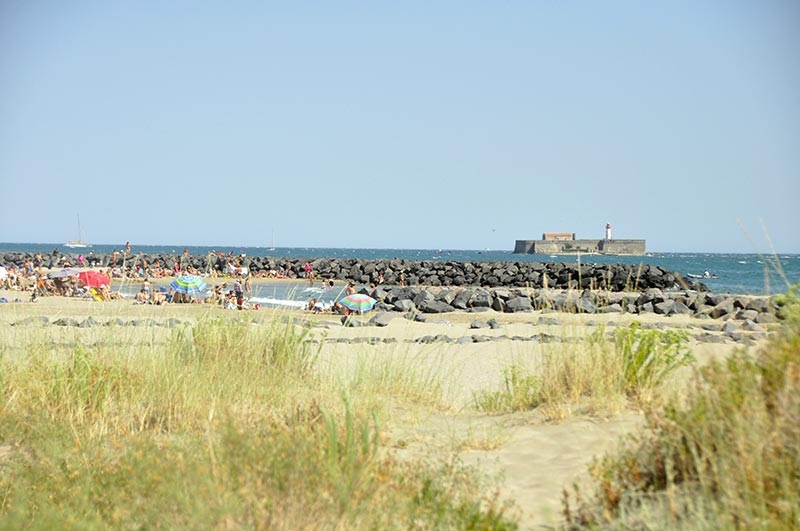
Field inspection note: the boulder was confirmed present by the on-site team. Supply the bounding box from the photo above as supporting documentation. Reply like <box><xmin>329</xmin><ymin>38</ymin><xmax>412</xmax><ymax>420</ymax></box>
<box><xmin>368</xmin><ymin>312</ymin><xmax>397</xmax><ymax>327</ymax></box>
<box><xmin>393</xmin><ymin>299</ymin><xmax>416</xmax><ymax>312</ymax></box>
<box><xmin>418</xmin><ymin>300</ymin><xmax>455</xmax><ymax>314</ymax></box>
<box><xmin>505</xmin><ymin>296</ymin><xmax>533</xmax><ymax>313</ymax></box>
<box><xmin>574</xmin><ymin>297</ymin><xmax>596</xmax><ymax>314</ymax></box>
<box><xmin>451</xmin><ymin>289</ymin><xmax>474</xmax><ymax>310</ymax></box>
<box><xmin>756</xmin><ymin>312</ymin><xmax>779</xmax><ymax>324</ymax></box>
<box><xmin>710</xmin><ymin>299</ymin><xmax>736</xmax><ymax>319</ymax></box>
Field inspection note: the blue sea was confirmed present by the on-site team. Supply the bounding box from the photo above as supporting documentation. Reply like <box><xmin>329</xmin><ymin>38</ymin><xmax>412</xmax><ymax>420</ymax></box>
<box><xmin>1</xmin><ymin>242</ymin><xmax>798</xmax><ymax>297</ymax></box>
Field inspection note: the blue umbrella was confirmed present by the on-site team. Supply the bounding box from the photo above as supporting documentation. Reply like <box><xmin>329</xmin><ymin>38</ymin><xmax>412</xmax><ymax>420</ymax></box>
<box><xmin>170</xmin><ymin>274</ymin><xmax>208</xmax><ymax>295</ymax></box>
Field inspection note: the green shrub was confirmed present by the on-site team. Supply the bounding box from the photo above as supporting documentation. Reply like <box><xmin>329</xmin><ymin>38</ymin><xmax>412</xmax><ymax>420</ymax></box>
<box><xmin>564</xmin><ymin>293</ymin><xmax>800</xmax><ymax>529</ymax></box>
<box><xmin>473</xmin><ymin>364</ymin><xmax>544</xmax><ymax>413</ymax></box>
<box><xmin>475</xmin><ymin>323</ymin><xmax>692</xmax><ymax>415</ymax></box>
<box><xmin>610</xmin><ymin>322</ymin><xmax>693</xmax><ymax>397</ymax></box>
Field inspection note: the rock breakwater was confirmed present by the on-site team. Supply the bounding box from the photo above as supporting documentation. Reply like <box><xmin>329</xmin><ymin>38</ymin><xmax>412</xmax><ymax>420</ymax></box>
<box><xmin>3</xmin><ymin>251</ymin><xmax>706</xmax><ymax>292</ymax></box>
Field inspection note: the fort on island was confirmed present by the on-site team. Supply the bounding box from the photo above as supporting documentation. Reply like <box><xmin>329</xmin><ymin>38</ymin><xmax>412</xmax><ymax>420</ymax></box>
<box><xmin>513</xmin><ymin>223</ymin><xmax>646</xmax><ymax>256</ymax></box>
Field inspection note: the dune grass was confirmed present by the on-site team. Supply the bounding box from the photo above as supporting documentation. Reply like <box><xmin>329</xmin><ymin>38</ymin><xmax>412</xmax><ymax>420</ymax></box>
<box><xmin>0</xmin><ymin>314</ymin><xmax>518</xmax><ymax>530</ymax></box>
<box><xmin>473</xmin><ymin>322</ymin><xmax>693</xmax><ymax>419</ymax></box>
<box><xmin>562</xmin><ymin>284</ymin><xmax>800</xmax><ymax>530</ymax></box>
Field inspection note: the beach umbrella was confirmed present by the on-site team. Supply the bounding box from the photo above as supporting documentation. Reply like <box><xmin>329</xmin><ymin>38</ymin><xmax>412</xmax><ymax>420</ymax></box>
<box><xmin>170</xmin><ymin>274</ymin><xmax>208</xmax><ymax>295</ymax></box>
<box><xmin>77</xmin><ymin>270</ymin><xmax>110</xmax><ymax>288</ymax></box>
<box><xmin>338</xmin><ymin>293</ymin><xmax>376</xmax><ymax>314</ymax></box>
<box><xmin>47</xmin><ymin>267</ymin><xmax>83</xmax><ymax>279</ymax></box>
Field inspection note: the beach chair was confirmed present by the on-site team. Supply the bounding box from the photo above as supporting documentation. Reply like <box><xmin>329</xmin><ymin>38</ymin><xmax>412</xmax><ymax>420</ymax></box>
<box><xmin>89</xmin><ymin>287</ymin><xmax>105</xmax><ymax>301</ymax></box>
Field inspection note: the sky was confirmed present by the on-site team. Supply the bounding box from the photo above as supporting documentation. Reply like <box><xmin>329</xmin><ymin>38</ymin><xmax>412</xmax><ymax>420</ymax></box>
<box><xmin>1</xmin><ymin>1</ymin><xmax>798</xmax><ymax>253</ymax></box>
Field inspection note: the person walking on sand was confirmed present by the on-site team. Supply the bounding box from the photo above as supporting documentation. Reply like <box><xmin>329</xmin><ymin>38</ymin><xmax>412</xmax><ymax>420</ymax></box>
<box><xmin>244</xmin><ymin>275</ymin><xmax>252</xmax><ymax>298</ymax></box>
<box><xmin>304</xmin><ymin>262</ymin><xmax>314</xmax><ymax>286</ymax></box>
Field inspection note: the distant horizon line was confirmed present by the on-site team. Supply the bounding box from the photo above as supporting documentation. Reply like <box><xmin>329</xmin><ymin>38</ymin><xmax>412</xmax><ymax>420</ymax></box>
<box><xmin>0</xmin><ymin>241</ymin><xmax>797</xmax><ymax>256</ymax></box>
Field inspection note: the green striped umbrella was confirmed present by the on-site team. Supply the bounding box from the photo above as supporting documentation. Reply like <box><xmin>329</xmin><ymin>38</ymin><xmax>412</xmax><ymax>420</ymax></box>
<box><xmin>170</xmin><ymin>274</ymin><xmax>208</xmax><ymax>295</ymax></box>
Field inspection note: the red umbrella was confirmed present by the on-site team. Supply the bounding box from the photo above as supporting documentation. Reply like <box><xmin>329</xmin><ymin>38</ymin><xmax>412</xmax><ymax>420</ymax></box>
<box><xmin>77</xmin><ymin>270</ymin><xmax>110</xmax><ymax>288</ymax></box>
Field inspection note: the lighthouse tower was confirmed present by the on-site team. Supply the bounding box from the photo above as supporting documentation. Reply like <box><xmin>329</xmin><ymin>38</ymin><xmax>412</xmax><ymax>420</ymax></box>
<box><xmin>605</xmin><ymin>223</ymin><xmax>612</xmax><ymax>240</ymax></box>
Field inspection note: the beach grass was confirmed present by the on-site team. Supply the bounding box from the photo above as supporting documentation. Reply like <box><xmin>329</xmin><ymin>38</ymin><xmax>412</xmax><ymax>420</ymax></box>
<box><xmin>562</xmin><ymin>283</ymin><xmax>800</xmax><ymax>530</ymax></box>
<box><xmin>473</xmin><ymin>322</ymin><xmax>694</xmax><ymax>419</ymax></box>
<box><xmin>0</xmin><ymin>312</ymin><xmax>518</xmax><ymax>530</ymax></box>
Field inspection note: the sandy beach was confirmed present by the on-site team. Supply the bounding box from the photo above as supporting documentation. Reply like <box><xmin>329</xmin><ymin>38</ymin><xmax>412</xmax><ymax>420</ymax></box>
<box><xmin>0</xmin><ymin>287</ymin><xmax>766</xmax><ymax>530</ymax></box>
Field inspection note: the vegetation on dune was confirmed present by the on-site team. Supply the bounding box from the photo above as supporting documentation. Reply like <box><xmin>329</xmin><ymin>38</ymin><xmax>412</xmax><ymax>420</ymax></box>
<box><xmin>473</xmin><ymin>323</ymin><xmax>693</xmax><ymax>418</ymax></box>
<box><xmin>1</xmin><ymin>282</ymin><xmax>795</xmax><ymax>530</ymax></box>
<box><xmin>563</xmin><ymin>284</ymin><xmax>800</xmax><ymax>530</ymax></box>
<box><xmin>0</xmin><ymin>316</ymin><xmax>517</xmax><ymax>530</ymax></box>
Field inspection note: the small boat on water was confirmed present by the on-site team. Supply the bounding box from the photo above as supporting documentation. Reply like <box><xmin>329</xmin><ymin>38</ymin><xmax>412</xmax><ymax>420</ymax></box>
<box><xmin>64</xmin><ymin>214</ymin><xmax>92</xmax><ymax>249</ymax></box>
<box><xmin>687</xmin><ymin>272</ymin><xmax>718</xmax><ymax>280</ymax></box>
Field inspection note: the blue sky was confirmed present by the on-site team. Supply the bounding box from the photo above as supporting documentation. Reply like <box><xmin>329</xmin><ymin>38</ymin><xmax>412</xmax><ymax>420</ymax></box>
<box><xmin>1</xmin><ymin>1</ymin><xmax>798</xmax><ymax>253</ymax></box>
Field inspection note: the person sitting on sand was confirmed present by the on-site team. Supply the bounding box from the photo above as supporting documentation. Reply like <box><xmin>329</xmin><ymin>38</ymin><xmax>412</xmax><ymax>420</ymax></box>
<box><xmin>345</xmin><ymin>281</ymin><xmax>357</xmax><ymax>296</ymax></box>
<box><xmin>151</xmin><ymin>290</ymin><xmax>167</xmax><ymax>305</ymax></box>
<box><xmin>135</xmin><ymin>288</ymin><xmax>149</xmax><ymax>303</ymax></box>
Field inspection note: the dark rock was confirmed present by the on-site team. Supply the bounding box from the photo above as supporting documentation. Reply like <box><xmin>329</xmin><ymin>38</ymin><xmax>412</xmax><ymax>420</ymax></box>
<box><xmin>368</xmin><ymin>312</ymin><xmax>397</xmax><ymax>327</ymax></box>
<box><xmin>451</xmin><ymin>289</ymin><xmax>474</xmax><ymax>310</ymax></box>
<box><xmin>469</xmin><ymin>320</ymin><xmax>489</xmax><ymax>329</ymax></box>
<box><xmin>746</xmin><ymin>298</ymin><xmax>773</xmax><ymax>313</ymax></box>
<box><xmin>721</xmin><ymin>321</ymin><xmax>739</xmax><ymax>334</ymax></box>
<box><xmin>418</xmin><ymin>300</ymin><xmax>455</xmax><ymax>314</ymax></box>
<box><xmin>735</xmin><ymin>309</ymin><xmax>759</xmax><ymax>321</ymax></box>
<box><xmin>393</xmin><ymin>299</ymin><xmax>416</xmax><ymax>312</ymax></box>
<box><xmin>505</xmin><ymin>296</ymin><xmax>533</xmax><ymax>313</ymax></box>
<box><xmin>574</xmin><ymin>297</ymin><xmax>596</xmax><ymax>314</ymax></box>
<box><xmin>471</xmin><ymin>290</ymin><xmax>493</xmax><ymax>308</ymax></box>
<box><xmin>741</xmin><ymin>319</ymin><xmax>765</xmax><ymax>332</ymax></box>
<box><xmin>710</xmin><ymin>300</ymin><xmax>736</xmax><ymax>319</ymax></box>
<box><xmin>756</xmin><ymin>312</ymin><xmax>779</xmax><ymax>324</ymax></box>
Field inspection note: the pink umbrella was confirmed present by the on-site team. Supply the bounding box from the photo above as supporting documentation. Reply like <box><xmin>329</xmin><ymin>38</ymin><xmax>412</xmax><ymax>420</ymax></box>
<box><xmin>77</xmin><ymin>270</ymin><xmax>111</xmax><ymax>288</ymax></box>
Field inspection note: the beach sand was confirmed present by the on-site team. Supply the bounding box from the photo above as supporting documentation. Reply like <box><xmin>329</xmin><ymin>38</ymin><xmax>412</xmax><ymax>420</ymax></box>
<box><xmin>0</xmin><ymin>288</ymin><xmax>760</xmax><ymax>529</ymax></box>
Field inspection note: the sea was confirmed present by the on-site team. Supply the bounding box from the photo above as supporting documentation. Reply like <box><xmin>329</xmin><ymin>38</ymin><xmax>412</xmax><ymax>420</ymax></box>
<box><xmin>2</xmin><ymin>243</ymin><xmax>799</xmax><ymax>304</ymax></box>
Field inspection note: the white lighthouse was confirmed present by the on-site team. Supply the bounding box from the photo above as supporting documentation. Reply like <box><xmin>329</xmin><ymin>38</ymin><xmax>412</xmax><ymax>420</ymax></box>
<box><xmin>605</xmin><ymin>223</ymin><xmax>612</xmax><ymax>240</ymax></box>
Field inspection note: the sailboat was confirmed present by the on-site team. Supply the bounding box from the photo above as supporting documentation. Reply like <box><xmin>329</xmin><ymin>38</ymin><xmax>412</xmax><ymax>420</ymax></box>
<box><xmin>267</xmin><ymin>228</ymin><xmax>276</xmax><ymax>251</ymax></box>
<box><xmin>64</xmin><ymin>214</ymin><xmax>92</xmax><ymax>249</ymax></box>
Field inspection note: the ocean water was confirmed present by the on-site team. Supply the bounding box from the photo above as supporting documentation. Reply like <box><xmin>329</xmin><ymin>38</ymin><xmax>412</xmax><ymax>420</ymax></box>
<box><xmin>1</xmin><ymin>242</ymin><xmax>798</xmax><ymax>296</ymax></box>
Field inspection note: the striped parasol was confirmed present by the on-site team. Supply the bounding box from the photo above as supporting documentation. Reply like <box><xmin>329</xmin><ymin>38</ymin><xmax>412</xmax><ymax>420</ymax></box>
<box><xmin>170</xmin><ymin>274</ymin><xmax>208</xmax><ymax>295</ymax></box>
<box><xmin>338</xmin><ymin>293</ymin><xmax>376</xmax><ymax>314</ymax></box>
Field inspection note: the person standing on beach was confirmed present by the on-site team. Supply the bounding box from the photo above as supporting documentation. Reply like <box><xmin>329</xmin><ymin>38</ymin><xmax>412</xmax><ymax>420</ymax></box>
<box><xmin>234</xmin><ymin>279</ymin><xmax>243</xmax><ymax>309</ymax></box>
<box><xmin>304</xmin><ymin>262</ymin><xmax>314</xmax><ymax>286</ymax></box>
<box><xmin>181</xmin><ymin>248</ymin><xmax>190</xmax><ymax>272</ymax></box>
<box><xmin>244</xmin><ymin>275</ymin><xmax>252</xmax><ymax>298</ymax></box>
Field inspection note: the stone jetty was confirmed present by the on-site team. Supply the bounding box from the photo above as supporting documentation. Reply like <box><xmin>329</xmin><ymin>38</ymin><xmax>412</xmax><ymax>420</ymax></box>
<box><xmin>2</xmin><ymin>250</ymin><xmax>782</xmax><ymax>328</ymax></box>
<box><xmin>4</xmin><ymin>251</ymin><xmax>705</xmax><ymax>292</ymax></box>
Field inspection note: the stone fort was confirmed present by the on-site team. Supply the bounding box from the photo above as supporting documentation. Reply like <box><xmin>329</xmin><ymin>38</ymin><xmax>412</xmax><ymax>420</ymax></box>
<box><xmin>514</xmin><ymin>224</ymin><xmax>646</xmax><ymax>256</ymax></box>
